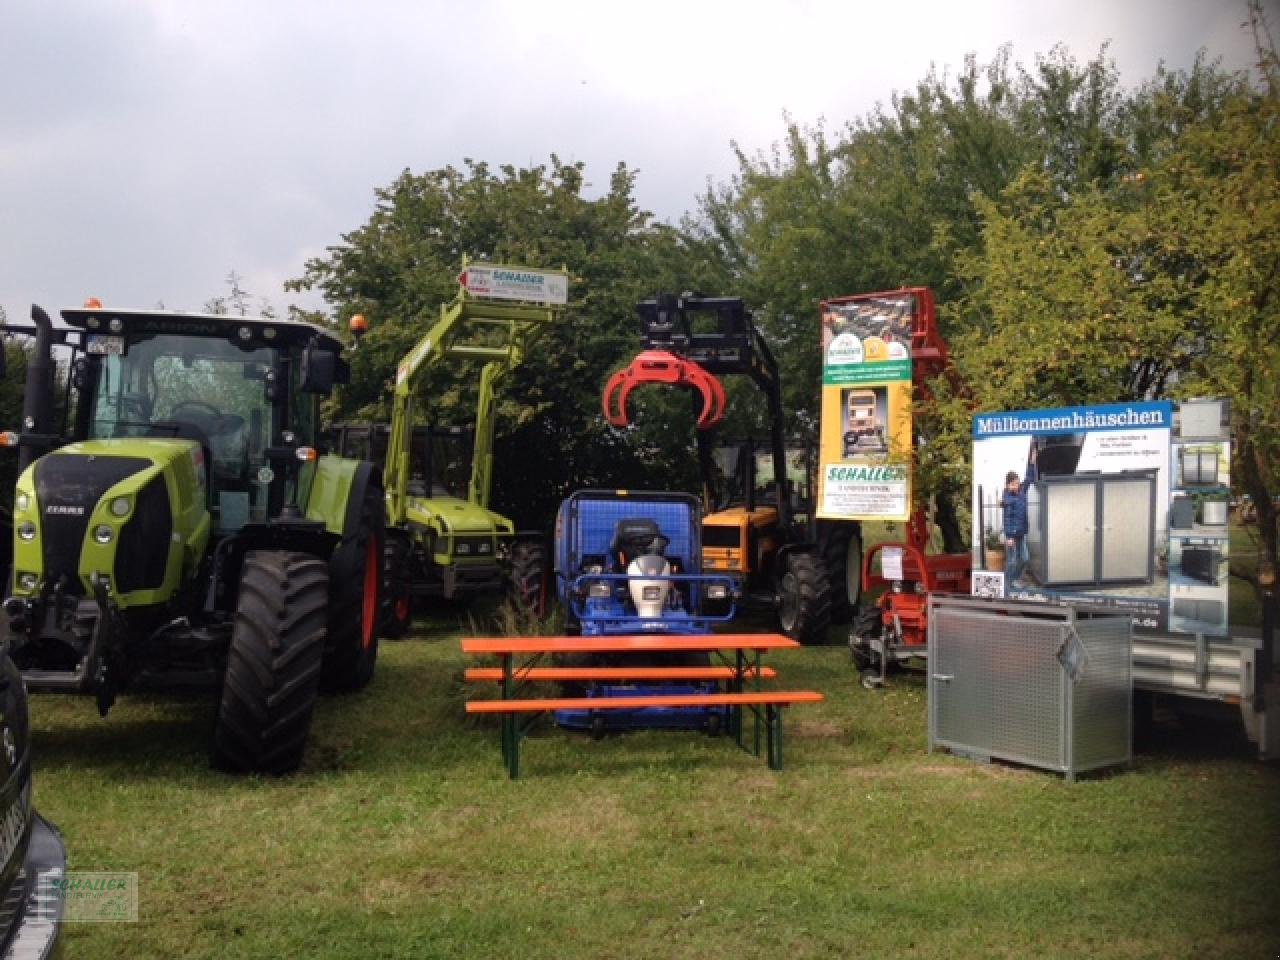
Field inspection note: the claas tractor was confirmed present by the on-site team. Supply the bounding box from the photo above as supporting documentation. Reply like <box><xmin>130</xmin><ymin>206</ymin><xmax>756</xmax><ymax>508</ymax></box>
<box><xmin>604</xmin><ymin>293</ymin><xmax>863</xmax><ymax>643</ymax></box>
<box><xmin>552</xmin><ymin>489</ymin><xmax>737</xmax><ymax>735</ymax></box>
<box><xmin>0</xmin><ymin>303</ymin><xmax>385</xmax><ymax>774</ymax></box>
<box><xmin>341</xmin><ymin>263</ymin><xmax>568</xmax><ymax>637</ymax></box>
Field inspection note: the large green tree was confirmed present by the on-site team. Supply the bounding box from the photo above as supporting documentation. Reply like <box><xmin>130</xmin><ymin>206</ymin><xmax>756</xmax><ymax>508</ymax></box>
<box><xmin>290</xmin><ymin>157</ymin><xmax>726</xmax><ymax>527</ymax></box>
<box><xmin>941</xmin><ymin>57</ymin><xmax>1279</xmax><ymax>590</ymax></box>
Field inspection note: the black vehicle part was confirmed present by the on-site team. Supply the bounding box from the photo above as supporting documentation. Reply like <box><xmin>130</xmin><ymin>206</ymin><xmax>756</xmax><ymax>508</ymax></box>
<box><xmin>34</xmin><ymin>454</ymin><xmax>151</xmax><ymax>593</ymax></box>
<box><xmin>822</xmin><ymin>523</ymin><xmax>863</xmax><ymax>624</ymax></box>
<box><xmin>321</xmin><ymin>475</ymin><xmax>384</xmax><ymax>692</ymax></box>
<box><xmin>508</xmin><ymin>539</ymin><xmax>548</xmax><ymax>617</ymax></box>
<box><xmin>114</xmin><ymin>475</ymin><xmax>171</xmax><ymax>593</ymax></box>
<box><xmin>777</xmin><ymin>550</ymin><xmax>832</xmax><ymax>644</ymax></box>
<box><xmin>212</xmin><ymin>551</ymin><xmax>327</xmax><ymax>774</ymax></box>
<box><xmin>381</xmin><ymin>534</ymin><xmax>414</xmax><ymax>639</ymax></box>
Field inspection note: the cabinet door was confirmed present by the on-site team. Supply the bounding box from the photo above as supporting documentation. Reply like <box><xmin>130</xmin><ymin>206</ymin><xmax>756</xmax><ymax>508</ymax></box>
<box><xmin>1100</xmin><ymin>478</ymin><xmax>1152</xmax><ymax>582</ymax></box>
<box><xmin>1044</xmin><ymin>483</ymin><xmax>1097</xmax><ymax>584</ymax></box>
<box><xmin>931</xmin><ymin>609</ymin><xmax>993</xmax><ymax>752</ymax></box>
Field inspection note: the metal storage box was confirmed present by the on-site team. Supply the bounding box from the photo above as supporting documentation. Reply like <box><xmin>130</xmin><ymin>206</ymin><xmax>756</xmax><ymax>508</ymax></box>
<box><xmin>1170</xmin><ymin>495</ymin><xmax>1195</xmax><ymax>530</ymax></box>
<box><xmin>1172</xmin><ymin>597</ymin><xmax>1225</xmax><ymax>625</ymax></box>
<box><xmin>1177</xmin><ymin>399</ymin><xmax>1228</xmax><ymax>439</ymax></box>
<box><xmin>1026</xmin><ymin>469</ymin><xmax>1158</xmax><ymax>587</ymax></box>
<box><xmin>928</xmin><ymin>596</ymin><xmax>1132</xmax><ymax>780</ymax></box>
<box><xmin>1180</xmin><ymin>448</ymin><xmax>1220</xmax><ymax>486</ymax></box>
<box><xmin>1182</xmin><ymin>547</ymin><xmax>1222</xmax><ymax>586</ymax></box>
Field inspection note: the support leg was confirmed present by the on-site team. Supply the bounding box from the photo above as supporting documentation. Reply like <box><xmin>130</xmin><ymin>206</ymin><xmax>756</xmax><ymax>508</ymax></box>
<box><xmin>766</xmin><ymin>704</ymin><xmax>784</xmax><ymax>770</ymax></box>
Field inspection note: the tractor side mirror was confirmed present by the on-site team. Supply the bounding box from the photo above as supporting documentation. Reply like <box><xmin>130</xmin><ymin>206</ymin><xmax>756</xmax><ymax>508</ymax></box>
<box><xmin>300</xmin><ymin>340</ymin><xmax>336</xmax><ymax>394</ymax></box>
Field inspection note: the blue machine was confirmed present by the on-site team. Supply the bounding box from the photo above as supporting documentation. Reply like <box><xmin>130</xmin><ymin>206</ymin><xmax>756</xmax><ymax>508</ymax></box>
<box><xmin>552</xmin><ymin>490</ymin><xmax>739</xmax><ymax>734</ymax></box>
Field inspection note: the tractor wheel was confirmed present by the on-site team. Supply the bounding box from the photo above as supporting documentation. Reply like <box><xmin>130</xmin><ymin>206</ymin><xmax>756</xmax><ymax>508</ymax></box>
<box><xmin>776</xmin><ymin>551</ymin><xmax>833</xmax><ymax>645</ymax></box>
<box><xmin>381</xmin><ymin>538</ymin><xmax>413</xmax><ymax>640</ymax></box>
<box><xmin>508</xmin><ymin>540</ymin><xmax>548</xmax><ymax>617</ymax></box>
<box><xmin>321</xmin><ymin>487</ymin><xmax>385</xmax><ymax>692</ymax></box>
<box><xmin>823</xmin><ymin>524</ymin><xmax>863</xmax><ymax>624</ymax></box>
<box><xmin>212</xmin><ymin>551</ymin><xmax>327</xmax><ymax>775</ymax></box>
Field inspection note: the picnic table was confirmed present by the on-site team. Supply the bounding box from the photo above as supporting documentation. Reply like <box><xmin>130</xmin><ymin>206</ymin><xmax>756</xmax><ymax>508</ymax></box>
<box><xmin>461</xmin><ymin>633</ymin><xmax>822</xmax><ymax>778</ymax></box>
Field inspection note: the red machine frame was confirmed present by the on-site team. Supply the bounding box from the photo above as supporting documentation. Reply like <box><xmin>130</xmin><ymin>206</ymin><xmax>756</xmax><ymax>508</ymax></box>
<box><xmin>827</xmin><ymin>287</ymin><xmax>972</xmax><ymax>687</ymax></box>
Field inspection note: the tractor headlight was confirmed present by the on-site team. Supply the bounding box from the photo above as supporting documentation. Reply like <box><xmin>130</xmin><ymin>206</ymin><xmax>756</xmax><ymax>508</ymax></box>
<box><xmin>18</xmin><ymin>573</ymin><xmax>38</xmax><ymax>591</ymax></box>
<box><xmin>108</xmin><ymin>317</ymin><xmax>124</xmax><ymax>333</ymax></box>
<box><xmin>110</xmin><ymin>496</ymin><xmax>131</xmax><ymax>517</ymax></box>
<box><xmin>641</xmin><ymin>585</ymin><xmax>662</xmax><ymax>601</ymax></box>
<box><xmin>17</xmin><ymin>522</ymin><xmax>36</xmax><ymax>541</ymax></box>
<box><xmin>94</xmin><ymin>524</ymin><xmax>114</xmax><ymax>544</ymax></box>
<box><xmin>705</xmin><ymin>584</ymin><xmax>728</xmax><ymax>600</ymax></box>
<box><xmin>15</xmin><ymin>493</ymin><xmax>28</xmax><ymax>512</ymax></box>
<box><xmin>587</xmin><ymin>583</ymin><xmax>611</xmax><ymax>599</ymax></box>
<box><xmin>456</xmin><ymin>543</ymin><xmax>471</xmax><ymax>555</ymax></box>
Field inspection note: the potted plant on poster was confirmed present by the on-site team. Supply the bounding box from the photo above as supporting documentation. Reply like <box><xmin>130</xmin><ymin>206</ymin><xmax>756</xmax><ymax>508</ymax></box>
<box><xmin>984</xmin><ymin>526</ymin><xmax>1006</xmax><ymax>573</ymax></box>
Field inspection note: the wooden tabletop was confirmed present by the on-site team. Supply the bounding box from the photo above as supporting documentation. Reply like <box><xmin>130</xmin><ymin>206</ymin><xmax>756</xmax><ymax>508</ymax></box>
<box><xmin>461</xmin><ymin>633</ymin><xmax>800</xmax><ymax>655</ymax></box>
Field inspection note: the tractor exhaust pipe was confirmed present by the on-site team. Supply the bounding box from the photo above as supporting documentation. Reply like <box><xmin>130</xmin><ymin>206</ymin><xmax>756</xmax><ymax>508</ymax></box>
<box><xmin>18</xmin><ymin>305</ymin><xmax>55</xmax><ymax>472</ymax></box>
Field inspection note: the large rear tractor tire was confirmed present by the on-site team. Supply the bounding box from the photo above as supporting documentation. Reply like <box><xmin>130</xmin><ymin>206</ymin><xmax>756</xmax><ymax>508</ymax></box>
<box><xmin>212</xmin><ymin>551</ymin><xmax>328</xmax><ymax>775</ymax></box>
<box><xmin>321</xmin><ymin>488</ymin><xmax>384</xmax><ymax>692</ymax></box>
<box><xmin>776</xmin><ymin>551</ymin><xmax>833</xmax><ymax>645</ymax></box>
<box><xmin>508</xmin><ymin>540</ymin><xmax>548</xmax><ymax>617</ymax></box>
<box><xmin>823</xmin><ymin>524</ymin><xmax>863</xmax><ymax>624</ymax></box>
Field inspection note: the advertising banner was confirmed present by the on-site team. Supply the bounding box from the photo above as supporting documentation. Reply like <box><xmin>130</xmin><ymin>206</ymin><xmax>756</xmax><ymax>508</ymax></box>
<box><xmin>970</xmin><ymin>399</ymin><xmax>1230</xmax><ymax>637</ymax></box>
<box><xmin>817</xmin><ymin>292</ymin><xmax>916</xmax><ymax>521</ymax></box>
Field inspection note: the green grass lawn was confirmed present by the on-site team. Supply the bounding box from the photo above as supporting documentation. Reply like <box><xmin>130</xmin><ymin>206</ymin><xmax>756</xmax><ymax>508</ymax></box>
<box><xmin>31</xmin><ymin>619</ymin><xmax>1280</xmax><ymax>959</ymax></box>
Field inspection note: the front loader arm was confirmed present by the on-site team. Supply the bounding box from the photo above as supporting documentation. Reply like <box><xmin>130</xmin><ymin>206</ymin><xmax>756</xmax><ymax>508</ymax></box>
<box><xmin>384</xmin><ymin>270</ymin><xmax>564</xmax><ymax>525</ymax></box>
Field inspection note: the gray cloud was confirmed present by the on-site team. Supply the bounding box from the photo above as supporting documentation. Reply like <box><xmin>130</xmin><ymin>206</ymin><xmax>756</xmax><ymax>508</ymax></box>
<box><xmin>0</xmin><ymin>0</ymin><xmax>1263</xmax><ymax>320</ymax></box>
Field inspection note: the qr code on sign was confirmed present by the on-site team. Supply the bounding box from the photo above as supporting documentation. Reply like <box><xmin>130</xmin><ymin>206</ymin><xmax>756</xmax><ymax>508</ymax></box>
<box><xmin>972</xmin><ymin>572</ymin><xmax>1004</xmax><ymax>599</ymax></box>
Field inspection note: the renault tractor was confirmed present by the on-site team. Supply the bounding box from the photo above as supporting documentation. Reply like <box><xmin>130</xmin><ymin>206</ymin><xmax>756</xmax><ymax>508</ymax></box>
<box><xmin>343</xmin><ymin>262</ymin><xmax>568</xmax><ymax>636</ymax></box>
<box><xmin>604</xmin><ymin>294</ymin><xmax>863</xmax><ymax>643</ymax></box>
<box><xmin>0</xmin><ymin>302</ymin><xmax>385</xmax><ymax>774</ymax></box>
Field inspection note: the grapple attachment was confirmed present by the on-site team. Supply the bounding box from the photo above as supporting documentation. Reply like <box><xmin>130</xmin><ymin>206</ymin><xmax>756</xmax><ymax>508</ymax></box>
<box><xmin>602</xmin><ymin>349</ymin><xmax>726</xmax><ymax>430</ymax></box>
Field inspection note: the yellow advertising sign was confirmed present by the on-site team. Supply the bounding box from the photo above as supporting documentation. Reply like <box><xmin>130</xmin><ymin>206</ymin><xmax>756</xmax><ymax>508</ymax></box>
<box><xmin>816</xmin><ymin>291</ymin><xmax>917</xmax><ymax>521</ymax></box>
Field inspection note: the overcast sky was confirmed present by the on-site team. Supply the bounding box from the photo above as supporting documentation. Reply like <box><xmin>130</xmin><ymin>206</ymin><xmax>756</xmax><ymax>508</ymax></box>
<box><xmin>0</xmin><ymin>0</ymin><xmax>1264</xmax><ymax>322</ymax></box>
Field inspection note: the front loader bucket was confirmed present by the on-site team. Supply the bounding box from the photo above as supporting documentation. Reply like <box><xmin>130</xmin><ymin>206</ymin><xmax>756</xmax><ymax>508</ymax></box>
<box><xmin>601</xmin><ymin>349</ymin><xmax>726</xmax><ymax>430</ymax></box>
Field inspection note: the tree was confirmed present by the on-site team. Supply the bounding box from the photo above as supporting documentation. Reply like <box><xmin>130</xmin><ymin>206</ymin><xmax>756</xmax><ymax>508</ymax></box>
<box><xmin>942</xmin><ymin>56</ymin><xmax>1280</xmax><ymax>592</ymax></box>
<box><xmin>289</xmin><ymin>157</ymin><xmax>719</xmax><ymax>526</ymax></box>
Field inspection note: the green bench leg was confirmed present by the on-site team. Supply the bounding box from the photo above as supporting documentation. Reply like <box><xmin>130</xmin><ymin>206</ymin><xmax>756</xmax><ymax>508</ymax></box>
<box><xmin>766</xmin><ymin>704</ymin><xmax>784</xmax><ymax>770</ymax></box>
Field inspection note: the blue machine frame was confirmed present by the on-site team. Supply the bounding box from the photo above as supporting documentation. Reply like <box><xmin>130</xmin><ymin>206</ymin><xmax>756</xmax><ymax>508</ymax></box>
<box><xmin>553</xmin><ymin>490</ymin><xmax>740</xmax><ymax>732</ymax></box>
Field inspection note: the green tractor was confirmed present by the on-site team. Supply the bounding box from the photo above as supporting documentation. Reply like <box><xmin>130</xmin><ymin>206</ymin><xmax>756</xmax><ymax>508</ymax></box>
<box><xmin>334</xmin><ymin>263</ymin><xmax>567</xmax><ymax>636</ymax></box>
<box><xmin>0</xmin><ymin>303</ymin><xmax>385</xmax><ymax>774</ymax></box>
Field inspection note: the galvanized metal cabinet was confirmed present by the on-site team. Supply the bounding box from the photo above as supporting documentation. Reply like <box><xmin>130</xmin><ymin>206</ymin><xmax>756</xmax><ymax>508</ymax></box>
<box><xmin>928</xmin><ymin>596</ymin><xmax>1132</xmax><ymax>779</ymax></box>
<box><xmin>1027</xmin><ymin>470</ymin><xmax>1158</xmax><ymax>587</ymax></box>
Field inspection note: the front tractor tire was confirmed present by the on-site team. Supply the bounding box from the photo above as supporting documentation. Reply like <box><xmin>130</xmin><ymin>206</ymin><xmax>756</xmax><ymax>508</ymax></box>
<box><xmin>776</xmin><ymin>551</ymin><xmax>833</xmax><ymax>645</ymax></box>
<box><xmin>322</xmin><ymin>488</ymin><xmax>385</xmax><ymax>692</ymax></box>
<box><xmin>212</xmin><ymin>551</ymin><xmax>328</xmax><ymax>775</ymax></box>
<box><xmin>508</xmin><ymin>540</ymin><xmax>548</xmax><ymax>617</ymax></box>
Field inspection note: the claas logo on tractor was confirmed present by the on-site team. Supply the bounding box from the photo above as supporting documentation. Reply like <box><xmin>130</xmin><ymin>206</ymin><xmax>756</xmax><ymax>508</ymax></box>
<box><xmin>602</xmin><ymin>350</ymin><xmax>726</xmax><ymax>431</ymax></box>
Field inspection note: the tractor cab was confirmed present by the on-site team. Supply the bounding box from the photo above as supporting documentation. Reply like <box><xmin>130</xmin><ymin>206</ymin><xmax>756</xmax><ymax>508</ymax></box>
<box><xmin>59</xmin><ymin>308</ymin><xmax>346</xmax><ymax>533</ymax></box>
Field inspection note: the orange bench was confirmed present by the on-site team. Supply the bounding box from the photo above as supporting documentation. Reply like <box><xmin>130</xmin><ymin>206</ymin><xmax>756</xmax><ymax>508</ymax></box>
<box><xmin>461</xmin><ymin>633</ymin><xmax>821</xmax><ymax>777</ymax></box>
<box><xmin>463</xmin><ymin>666</ymin><xmax>777</xmax><ymax>683</ymax></box>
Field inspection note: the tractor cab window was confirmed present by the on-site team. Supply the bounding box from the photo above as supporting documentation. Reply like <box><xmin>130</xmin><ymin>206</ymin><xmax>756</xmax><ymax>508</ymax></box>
<box><xmin>89</xmin><ymin>334</ymin><xmax>273</xmax><ymax>490</ymax></box>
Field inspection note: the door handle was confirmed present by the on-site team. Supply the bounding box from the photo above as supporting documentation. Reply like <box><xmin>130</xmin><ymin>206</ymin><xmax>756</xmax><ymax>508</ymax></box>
<box><xmin>931</xmin><ymin>673</ymin><xmax>954</xmax><ymax>682</ymax></box>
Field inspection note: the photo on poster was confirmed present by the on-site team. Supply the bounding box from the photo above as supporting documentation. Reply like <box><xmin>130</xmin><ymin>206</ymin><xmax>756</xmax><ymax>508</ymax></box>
<box><xmin>971</xmin><ymin>401</ymin><xmax>1173</xmax><ymax>634</ymax></box>
<box><xmin>841</xmin><ymin>386</ymin><xmax>887</xmax><ymax>456</ymax></box>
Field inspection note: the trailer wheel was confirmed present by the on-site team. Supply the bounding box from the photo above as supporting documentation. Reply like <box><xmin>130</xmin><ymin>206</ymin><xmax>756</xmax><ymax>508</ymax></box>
<box><xmin>776</xmin><ymin>551</ymin><xmax>832</xmax><ymax>645</ymax></box>
<box><xmin>509</xmin><ymin>540</ymin><xmax>548</xmax><ymax>617</ymax></box>
<box><xmin>322</xmin><ymin>488</ymin><xmax>384</xmax><ymax>692</ymax></box>
<box><xmin>212</xmin><ymin>551</ymin><xmax>327</xmax><ymax>775</ymax></box>
<box><xmin>823</xmin><ymin>525</ymin><xmax>863</xmax><ymax>624</ymax></box>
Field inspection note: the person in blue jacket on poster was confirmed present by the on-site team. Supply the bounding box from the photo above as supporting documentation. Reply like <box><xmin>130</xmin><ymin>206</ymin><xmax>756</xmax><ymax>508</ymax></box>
<box><xmin>1002</xmin><ymin>445</ymin><xmax>1038</xmax><ymax>585</ymax></box>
